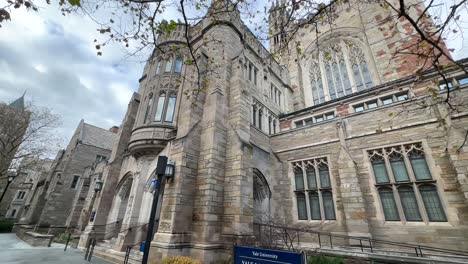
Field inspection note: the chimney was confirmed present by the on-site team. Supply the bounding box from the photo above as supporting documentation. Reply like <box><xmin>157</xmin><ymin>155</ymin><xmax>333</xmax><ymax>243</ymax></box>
<box><xmin>109</xmin><ymin>126</ymin><xmax>119</xmax><ymax>134</ymax></box>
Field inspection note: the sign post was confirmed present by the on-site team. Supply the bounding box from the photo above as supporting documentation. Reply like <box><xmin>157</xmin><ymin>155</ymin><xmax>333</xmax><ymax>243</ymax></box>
<box><xmin>234</xmin><ymin>245</ymin><xmax>303</xmax><ymax>264</ymax></box>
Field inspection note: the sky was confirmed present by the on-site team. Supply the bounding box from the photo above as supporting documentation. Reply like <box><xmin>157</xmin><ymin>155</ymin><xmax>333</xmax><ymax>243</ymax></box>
<box><xmin>0</xmin><ymin>0</ymin><xmax>467</xmax><ymax>151</ymax></box>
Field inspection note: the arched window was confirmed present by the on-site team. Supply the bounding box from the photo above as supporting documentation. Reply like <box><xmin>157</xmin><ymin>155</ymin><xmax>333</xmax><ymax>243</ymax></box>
<box><xmin>378</xmin><ymin>187</ymin><xmax>400</xmax><ymax>221</ymax></box>
<box><xmin>258</xmin><ymin>108</ymin><xmax>263</xmax><ymax>130</ymax></box>
<box><xmin>144</xmin><ymin>93</ymin><xmax>153</xmax><ymax>123</ymax></box>
<box><xmin>174</xmin><ymin>57</ymin><xmax>183</xmax><ymax>73</ymax></box>
<box><xmin>164</xmin><ymin>59</ymin><xmax>173</xmax><ymax>73</ymax></box>
<box><xmin>318</xmin><ymin>164</ymin><xmax>330</xmax><ymax>188</ymax></box>
<box><xmin>164</xmin><ymin>92</ymin><xmax>177</xmax><ymax>122</ymax></box>
<box><xmin>398</xmin><ymin>186</ymin><xmax>422</xmax><ymax>221</ymax></box>
<box><xmin>389</xmin><ymin>151</ymin><xmax>409</xmax><ymax>182</ymax></box>
<box><xmin>309</xmin><ymin>40</ymin><xmax>373</xmax><ymax>104</ymax></box>
<box><xmin>294</xmin><ymin>168</ymin><xmax>304</xmax><ymax>191</ymax></box>
<box><xmin>154</xmin><ymin>91</ymin><xmax>166</xmax><ymax>122</ymax></box>
<box><xmin>419</xmin><ymin>185</ymin><xmax>446</xmax><ymax>222</ymax></box>
<box><xmin>408</xmin><ymin>149</ymin><xmax>432</xmax><ymax>180</ymax></box>
<box><xmin>306</xmin><ymin>166</ymin><xmax>317</xmax><ymax>189</ymax></box>
<box><xmin>371</xmin><ymin>155</ymin><xmax>389</xmax><ymax>184</ymax></box>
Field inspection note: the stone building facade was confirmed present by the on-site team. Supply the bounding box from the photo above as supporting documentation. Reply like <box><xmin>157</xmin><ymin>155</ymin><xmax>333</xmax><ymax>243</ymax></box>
<box><xmin>20</xmin><ymin>120</ymin><xmax>117</xmax><ymax>228</ymax></box>
<box><xmin>70</xmin><ymin>0</ymin><xmax>468</xmax><ymax>262</ymax></box>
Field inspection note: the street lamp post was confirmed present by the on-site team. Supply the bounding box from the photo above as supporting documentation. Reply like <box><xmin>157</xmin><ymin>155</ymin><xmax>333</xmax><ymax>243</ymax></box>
<box><xmin>0</xmin><ymin>172</ymin><xmax>17</xmax><ymax>204</ymax></box>
<box><xmin>141</xmin><ymin>156</ymin><xmax>175</xmax><ymax>264</ymax></box>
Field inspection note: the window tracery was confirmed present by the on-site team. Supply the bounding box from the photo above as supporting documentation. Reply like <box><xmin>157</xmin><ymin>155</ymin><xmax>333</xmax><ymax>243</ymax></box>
<box><xmin>309</xmin><ymin>40</ymin><xmax>374</xmax><ymax>105</ymax></box>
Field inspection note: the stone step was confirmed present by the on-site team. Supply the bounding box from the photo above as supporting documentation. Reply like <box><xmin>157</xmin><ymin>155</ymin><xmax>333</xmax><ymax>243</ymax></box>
<box><xmin>92</xmin><ymin>246</ymin><xmax>143</xmax><ymax>264</ymax></box>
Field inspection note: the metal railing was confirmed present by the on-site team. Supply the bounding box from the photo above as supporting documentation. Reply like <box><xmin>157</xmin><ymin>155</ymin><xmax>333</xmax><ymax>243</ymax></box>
<box><xmin>253</xmin><ymin>222</ymin><xmax>468</xmax><ymax>260</ymax></box>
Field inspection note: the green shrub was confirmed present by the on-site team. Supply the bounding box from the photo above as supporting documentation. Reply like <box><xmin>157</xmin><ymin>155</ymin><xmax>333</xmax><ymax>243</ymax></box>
<box><xmin>0</xmin><ymin>219</ymin><xmax>14</xmax><ymax>233</ymax></box>
<box><xmin>159</xmin><ymin>256</ymin><xmax>201</xmax><ymax>264</ymax></box>
<box><xmin>307</xmin><ymin>255</ymin><xmax>344</xmax><ymax>264</ymax></box>
<box><xmin>53</xmin><ymin>232</ymin><xmax>71</xmax><ymax>243</ymax></box>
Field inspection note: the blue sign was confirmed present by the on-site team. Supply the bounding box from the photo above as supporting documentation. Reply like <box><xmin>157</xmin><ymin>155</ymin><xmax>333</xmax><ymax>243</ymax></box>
<box><xmin>234</xmin><ymin>245</ymin><xmax>303</xmax><ymax>264</ymax></box>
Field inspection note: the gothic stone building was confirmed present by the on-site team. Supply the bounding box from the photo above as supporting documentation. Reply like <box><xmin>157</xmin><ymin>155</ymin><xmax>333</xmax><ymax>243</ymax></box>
<box><xmin>77</xmin><ymin>1</ymin><xmax>468</xmax><ymax>262</ymax></box>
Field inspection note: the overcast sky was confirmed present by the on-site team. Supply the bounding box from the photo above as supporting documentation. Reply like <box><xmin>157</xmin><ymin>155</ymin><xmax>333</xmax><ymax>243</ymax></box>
<box><xmin>1</xmin><ymin>1</ymin><xmax>467</xmax><ymax>151</ymax></box>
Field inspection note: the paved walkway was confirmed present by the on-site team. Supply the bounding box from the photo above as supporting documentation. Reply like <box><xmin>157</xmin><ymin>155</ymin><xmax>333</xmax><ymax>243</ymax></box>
<box><xmin>0</xmin><ymin>233</ymin><xmax>113</xmax><ymax>264</ymax></box>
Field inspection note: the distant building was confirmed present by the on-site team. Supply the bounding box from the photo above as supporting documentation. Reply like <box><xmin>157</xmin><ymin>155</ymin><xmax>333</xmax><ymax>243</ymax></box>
<box><xmin>22</xmin><ymin>120</ymin><xmax>117</xmax><ymax>228</ymax></box>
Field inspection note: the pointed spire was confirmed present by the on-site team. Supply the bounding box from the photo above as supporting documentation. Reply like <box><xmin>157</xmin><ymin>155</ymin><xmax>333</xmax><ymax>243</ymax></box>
<box><xmin>9</xmin><ymin>91</ymin><xmax>26</xmax><ymax>111</ymax></box>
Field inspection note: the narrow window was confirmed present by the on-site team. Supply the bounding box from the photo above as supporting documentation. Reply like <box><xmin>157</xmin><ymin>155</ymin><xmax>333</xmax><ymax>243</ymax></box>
<box><xmin>389</xmin><ymin>153</ymin><xmax>409</xmax><ymax>182</ymax></box>
<box><xmin>273</xmin><ymin>120</ymin><xmax>277</xmax><ymax>134</ymax></box>
<box><xmin>333</xmin><ymin>63</ymin><xmax>344</xmax><ymax>97</ymax></box>
<box><xmin>296</xmin><ymin>193</ymin><xmax>308</xmax><ymax>220</ymax></box>
<box><xmin>311</xmin><ymin>79</ymin><xmax>320</xmax><ymax>105</ymax></box>
<box><xmin>154</xmin><ymin>92</ymin><xmax>166</xmax><ymax>122</ymax></box>
<box><xmin>360</xmin><ymin>62</ymin><xmax>373</xmax><ymax>88</ymax></box>
<box><xmin>294</xmin><ymin>168</ymin><xmax>305</xmax><ymax>191</ymax></box>
<box><xmin>248</xmin><ymin>63</ymin><xmax>253</xmax><ymax>81</ymax></box>
<box><xmin>258</xmin><ymin>109</ymin><xmax>262</xmax><ymax>130</ymax></box>
<box><xmin>325</xmin><ymin>65</ymin><xmax>336</xmax><ymax>99</ymax></box>
<box><xmin>379</xmin><ymin>188</ymin><xmax>400</xmax><ymax>221</ymax></box>
<box><xmin>319</xmin><ymin>164</ymin><xmax>331</xmax><ymax>188</ymax></box>
<box><xmin>268</xmin><ymin>117</ymin><xmax>272</xmax><ymax>134</ymax></box>
<box><xmin>353</xmin><ymin>64</ymin><xmax>364</xmax><ymax>91</ymax></box>
<box><xmin>278</xmin><ymin>91</ymin><xmax>281</xmax><ymax>106</ymax></box>
<box><xmin>398</xmin><ymin>186</ymin><xmax>422</xmax><ymax>221</ymax></box>
<box><xmin>155</xmin><ymin>61</ymin><xmax>161</xmax><ymax>75</ymax></box>
<box><xmin>409</xmin><ymin>150</ymin><xmax>432</xmax><ymax>180</ymax></box>
<box><xmin>174</xmin><ymin>57</ymin><xmax>183</xmax><ymax>73</ymax></box>
<box><xmin>396</xmin><ymin>93</ymin><xmax>408</xmax><ymax>102</ymax></box>
<box><xmin>340</xmin><ymin>60</ymin><xmax>352</xmax><ymax>95</ymax></box>
<box><xmin>438</xmin><ymin>81</ymin><xmax>453</xmax><ymax>90</ymax></box>
<box><xmin>252</xmin><ymin>106</ymin><xmax>257</xmax><ymax>126</ymax></box>
<box><xmin>254</xmin><ymin>68</ymin><xmax>258</xmax><ymax>86</ymax></box>
<box><xmin>457</xmin><ymin>77</ymin><xmax>468</xmax><ymax>85</ymax></box>
<box><xmin>295</xmin><ymin>121</ymin><xmax>304</xmax><ymax>128</ymax></box>
<box><xmin>315</xmin><ymin>115</ymin><xmax>324</xmax><ymax>123</ymax></box>
<box><xmin>325</xmin><ymin>113</ymin><xmax>335</xmax><ymax>120</ymax></box>
<box><xmin>322</xmin><ymin>191</ymin><xmax>336</xmax><ymax>220</ymax></box>
<box><xmin>304</xmin><ymin>118</ymin><xmax>313</xmax><ymax>126</ymax></box>
<box><xmin>164</xmin><ymin>93</ymin><xmax>177</xmax><ymax>122</ymax></box>
<box><xmin>371</xmin><ymin>156</ymin><xmax>389</xmax><ymax>183</ymax></box>
<box><xmin>309</xmin><ymin>192</ymin><xmax>321</xmax><ymax>220</ymax></box>
<box><xmin>71</xmin><ymin>175</ymin><xmax>80</xmax><ymax>189</ymax></box>
<box><xmin>10</xmin><ymin>209</ymin><xmax>17</xmax><ymax>217</ymax></box>
<box><xmin>306</xmin><ymin>168</ymin><xmax>317</xmax><ymax>189</ymax></box>
<box><xmin>144</xmin><ymin>93</ymin><xmax>153</xmax><ymax>123</ymax></box>
<box><xmin>419</xmin><ymin>185</ymin><xmax>447</xmax><ymax>222</ymax></box>
<box><xmin>164</xmin><ymin>59</ymin><xmax>173</xmax><ymax>73</ymax></box>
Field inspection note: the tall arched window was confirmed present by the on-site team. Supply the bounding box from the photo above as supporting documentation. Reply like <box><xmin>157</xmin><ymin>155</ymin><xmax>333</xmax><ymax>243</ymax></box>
<box><xmin>174</xmin><ymin>57</ymin><xmax>183</xmax><ymax>73</ymax></box>
<box><xmin>309</xmin><ymin>40</ymin><xmax>374</xmax><ymax>104</ymax></box>
<box><xmin>165</xmin><ymin>92</ymin><xmax>177</xmax><ymax>122</ymax></box>
<box><xmin>154</xmin><ymin>91</ymin><xmax>166</xmax><ymax>122</ymax></box>
<box><xmin>144</xmin><ymin>93</ymin><xmax>153</xmax><ymax>123</ymax></box>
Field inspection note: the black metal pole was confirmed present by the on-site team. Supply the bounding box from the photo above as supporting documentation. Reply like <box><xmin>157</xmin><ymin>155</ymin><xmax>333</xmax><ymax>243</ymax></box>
<box><xmin>141</xmin><ymin>174</ymin><xmax>163</xmax><ymax>264</ymax></box>
<box><xmin>0</xmin><ymin>180</ymin><xmax>12</xmax><ymax>204</ymax></box>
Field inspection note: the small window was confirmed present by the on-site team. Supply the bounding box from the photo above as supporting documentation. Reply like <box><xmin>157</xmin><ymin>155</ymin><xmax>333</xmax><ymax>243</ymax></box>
<box><xmin>322</xmin><ymin>191</ymin><xmax>336</xmax><ymax>220</ymax></box>
<box><xmin>306</xmin><ymin>168</ymin><xmax>317</xmax><ymax>189</ymax></box>
<box><xmin>325</xmin><ymin>113</ymin><xmax>335</xmax><ymax>120</ymax></box>
<box><xmin>296</xmin><ymin>193</ymin><xmax>308</xmax><ymax>220</ymax></box>
<box><xmin>309</xmin><ymin>192</ymin><xmax>321</xmax><ymax>220</ymax></box>
<box><xmin>354</xmin><ymin>104</ymin><xmax>365</xmax><ymax>112</ymax></box>
<box><xmin>396</xmin><ymin>93</ymin><xmax>408</xmax><ymax>102</ymax></box>
<box><xmin>398</xmin><ymin>186</ymin><xmax>422</xmax><ymax>221</ymax></box>
<box><xmin>155</xmin><ymin>93</ymin><xmax>166</xmax><ymax>122</ymax></box>
<box><xmin>164</xmin><ymin>59</ymin><xmax>173</xmax><ymax>73</ymax></box>
<box><xmin>389</xmin><ymin>153</ymin><xmax>409</xmax><ymax>182</ymax></box>
<box><xmin>438</xmin><ymin>81</ymin><xmax>453</xmax><ymax>90</ymax></box>
<box><xmin>458</xmin><ymin>77</ymin><xmax>468</xmax><ymax>85</ymax></box>
<box><xmin>419</xmin><ymin>185</ymin><xmax>447</xmax><ymax>222</ymax></box>
<box><xmin>379</xmin><ymin>188</ymin><xmax>400</xmax><ymax>221</ymax></box>
<box><xmin>165</xmin><ymin>94</ymin><xmax>177</xmax><ymax>123</ymax></box>
<box><xmin>315</xmin><ymin>116</ymin><xmax>324</xmax><ymax>123</ymax></box>
<box><xmin>304</xmin><ymin>118</ymin><xmax>313</xmax><ymax>126</ymax></box>
<box><xmin>382</xmin><ymin>96</ymin><xmax>393</xmax><ymax>105</ymax></box>
<box><xmin>408</xmin><ymin>150</ymin><xmax>432</xmax><ymax>180</ymax></box>
<box><xmin>155</xmin><ymin>61</ymin><xmax>161</xmax><ymax>75</ymax></box>
<box><xmin>318</xmin><ymin>164</ymin><xmax>331</xmax><ymax>188</ymax></box>
<box><xmin>367</xmin><ymin>101</ymin><xmax>378</xmax><ymax>109</ymax></box>
<box><xmin>95</xmin><ymin>154</ymin><xmax>107</xmax><ymax>164</ymax></box>
<box><xmin>70</xmin><ymin>175</ymin><xmax>80</xmax><ymax>189</ymax></box>
<box><xmin>10</xmin><ymin>209</ymin><xmax>17</xmax><ymax>217</ymax></box>
<box><xmin>294</xmin><ymin>168</ymin><xmax>305</xmax><ymax>191</ymax></box>
<box><xmin>295</xmin><ymin>121</ymin><xmax>304</xmax><ymax>128</ymax></box>
<box><xmin>372</xmin><ymin>156</ymin><xmax>389</xmax><ymax>184</ymax></box>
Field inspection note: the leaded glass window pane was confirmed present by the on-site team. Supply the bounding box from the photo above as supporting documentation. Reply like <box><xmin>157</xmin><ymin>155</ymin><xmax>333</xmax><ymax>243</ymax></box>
<box><xmin>333</xmin><ymin>63</ymin><xmax>344</xmax><ymax>97</ymax></box>
<box><xmin>326</xmin><ymin>65</ymin><xmax>336</xmax><ymax>99</ymax></box>
<box><xmin>458</xmin><ymin>77</ymin><xmax>468</xmax><ymax>85</ymax></box>
<box><xmin>174</xmin><ymin>57</ymin><xmax>183</xmax><ymax>73</ymax></box>
<box><xmin>322</xmin><ymin>191</ymin><xmax>336</xmax><ymax>220</ymax></box>
<box><xmin>398</xmin><ymin>186</ymin><xmax>422</xmax><ymax>221</ymax></box>
<box><xmin>164</xmin><ymin>94</ymin><xmax>177</xmax><ymax>122</ymax></box>
<box><xmin>319</xmin><ymin>166</ymin><xmax>331</xmax><ymax>188</ymax></box>
<box><xmin>318</xmin><ymin>77</ymin><xmax>325</xmax><ymax>103</ymax></box>
<box><xmin>409</xmin><ymin>153</ymin><xmax>432</xmax><ymax>180</ymax></box>
<box><xmin>419</xmin><ymin>185</ymin><xmax>447</xmax><ymax>222</ymax></box>
<box><xmin>309</xmin><ymin>192</ymin><xmax>321</xmax><ymax>220</ymax></box>
<box><xmin>154</xmin><ymin>94</ymin><xmax>166</xmax><ymax>122</ymax></box>
<box><xmin>306</xmin><ymin>169</ymin><xmax>317</xmax><ymax>189</ymax></box>
<box><xmin>297</xmin><ymin>193</ymin><xmax>307</xmax><ymax>220</ymax></box>
<box><xmin>165</xmin><ymin>59</ymin><xmax>173</xmax><ymax>72</ymax></box>
<box><xmin>155</xmin><ymin>61</ymin><xmax>161</xmax><ymax>75</ymax></box>
<box><xmin>361</xmin><ymin>62</ymin><xmax>373</xmax><ymax>88</ymax></box>
<box><xmin>144</xmin><ymin>93</ymin><xmax>153</xmax><ymax>123</ymax></box>
<box><xmin>379</xmin><ymin>188</ymin><xmax>400</xmax><ymax>221</ymax></box>
<box><xmin>312</xmin><ymin>79</ymin><xmax>320</xmax><ymax>105</ymax></box>
<box><xmin>340</xmin><ymin>61</ymin><xmax>352</xmax><ymax>95</ymax></box>
<box><xmin>372</xmin><ymin>159</ymin><xmax>389</xmax><ymax>183</ymax></box>
<box><xmin>353</xmin><ymin>64</ymin><xmax>364</xmax><ymax>91</ymax></box>
<box><xmin>294</xmin><ymin>169</ymin><xmax>304</xmax><ymax>191</ymax></box>
<box><xmin>390</xmin><ymin>156</ymin><xmax>409</xmax><ymax>182</ymax></box>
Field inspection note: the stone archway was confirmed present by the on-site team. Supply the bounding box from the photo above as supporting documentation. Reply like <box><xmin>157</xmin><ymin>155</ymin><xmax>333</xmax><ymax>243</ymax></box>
<box><xmin>107</xmin><ymin>174</ymin><xmax>133</xmax><ymax>239</ymax></box>
<box><xmin>253</xmin><ymin>168</ymin><xmax>272</xmax><ymax>223</ymax></box>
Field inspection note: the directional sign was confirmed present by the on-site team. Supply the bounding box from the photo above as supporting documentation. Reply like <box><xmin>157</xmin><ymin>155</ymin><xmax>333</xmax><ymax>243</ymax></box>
<box><xmin>234</xmin><ymin>245</ymin><xmax>303</xmax><ymax>264</ymax></box>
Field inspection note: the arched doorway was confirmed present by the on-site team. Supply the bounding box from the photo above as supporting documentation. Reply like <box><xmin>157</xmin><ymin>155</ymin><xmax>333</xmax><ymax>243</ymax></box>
<box><xmin>107</xmin><ymin>174</ymin><xmax>133</xmax><ymax>239</ymax></box>
<box><xmin>253</xmin><ymin>168</ymin><xmax>272</xmax><ymax>223</ymax></box>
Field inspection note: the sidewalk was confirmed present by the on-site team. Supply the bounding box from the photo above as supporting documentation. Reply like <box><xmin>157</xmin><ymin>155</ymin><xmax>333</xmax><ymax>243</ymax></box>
<box><xmin>0</xmin><ymin>233</ymin><xmax>113</xmax><ymax>264</ymax></box>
